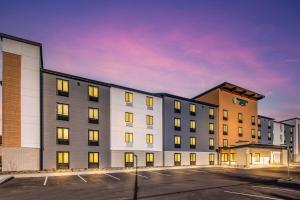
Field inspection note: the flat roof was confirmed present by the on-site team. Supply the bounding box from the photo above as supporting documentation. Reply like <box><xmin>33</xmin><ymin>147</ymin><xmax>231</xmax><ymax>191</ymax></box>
<box><xmin>192</xmin><ymin>82</ymin><xmax>265</xmax><ymax>101</ymax></box>
<box><xmin>0</xmin><ymin>32</ymin><xmax>42</xmax><ymax>47</ymax></box>
<box><xmin>280</xmin><ymin>117</ymin><xmax>300</xmax><ymax>122</ymax></box>
<box><xmin>221</xmin><ymin>143</ymin><xmax>287</xmax><ymax>150</ymax></box>
<box><xmin>156</xmin><ymin>93</ymin><xmax>218</xmax><ymax>107</ymax></box>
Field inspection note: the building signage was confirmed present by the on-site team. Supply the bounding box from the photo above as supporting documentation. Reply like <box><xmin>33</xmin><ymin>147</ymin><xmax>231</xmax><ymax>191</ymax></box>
<box><xmin>232</xmin><ymin>97</ymin><xmax>248</xmax><ymax>106</ymax></box>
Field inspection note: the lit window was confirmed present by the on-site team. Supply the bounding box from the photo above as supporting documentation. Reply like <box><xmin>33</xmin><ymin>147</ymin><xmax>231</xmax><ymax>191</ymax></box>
<box><xmin>238</xmin><ymin>127</ymin><xmax>243</xmax><ymax>137</ymax></box>
<box><xmin>57</xmin><ymin>79</ymin><xmax>69</xmax><ymax>97</ymax></box>
<box><xmin>258</xmin><ymin>130</ymin><xmax>261</xmax><ymax>139</ymax></box>
<box><xmin>268</xmin><ymin>120</ymin><xmax>272</xmax><ymax>127</ymax></box>
<box><xmin>146</xmin><ymin>153</ymin><xmax>154</xmax><ymax>166</ymax></box>
<box><xmin>221</xmin><ymin>153</ymin><xmax>228</xmax><ymax>162</ymax></box>
<box><xmin>88</xmin><ymin>108</ymin><xmax>99</xmax><ymax>123</ymax></box>
<box><xmin>88</xmin><ymin>130</ymin><xmax>99</xmax><ymax>146</ymax></box>
<box><xmin>57</xmin><ymin>127</ymin><xmax>69</xmax><ymax>145</ymax></box>
<box><xmin>223</xmin><ymin>124</ymin><xmax>228</xmax><ymax>135</ymax></box>
<box><xmin>223</xmin><ymin>139</ymin><xmax>228</xmax><ymax>147</ymax></box>
<box><xmin>223</xmin><ymin>110</ymin><xmax>228</xmax><ymax>120</ymax></box>
<box><xmin>174</xmin><ymin>153</ymin><xmax>181</xmax><ymax>166</ymax></box>
<box><xmin>190</xmin><ymin>137</ymin><xmax>196</xmax><ymax>149</ymax></box>
<box><xmin>146</xmin><ymin>115</ymin><xmax>153</xmax><ymax>126</ymax></box>
<box><xmin>190</xmin><ymin>104</ymin><xmax>196</xmax><ymax>115</ymax></box>
<box><xmin>125</xmin><ymin>132</ymin><xmax>133</xmax><ymax>143</ymax></box>
<box><xmin>57</xmin><ymin>103</ymin><xmax>69</xmax><ymax>120</ymax></box>
<box><xmin>209</xmin><ymin>108</ymin><xmax>214</xmax><ymax>119</ymax></box>
<box><xmin>238</xmin><ymin>113</ymin><xmax>243</xmax><ymax>123</ymax></box>
<box><xmin>125</xmin><ymin>92</ymin><xmax>133</xmax><ymax>104</ymax></box>
<box><xmin>174</xmin><ymin>135</ymin><xmax>181</xmax><ymax>148</ymax></box>
<box><xmin>190</xmin><ymin>153</ymin><xmax>196</xmax><ymax>165</ymax></box>
<box><xmin>290</xmin><ymin>136</ymin><xmax>293</xmax><ymax>142</ymax></box>
<box><xmin>209</xmin><ymin>123</ymin><xmax>214</xmax><ymax>134</ymax></box>
<box><xmin>251</xmin><ymin>116</ymin><xmax>256</xmax><ymax>125</ymax></box>
<box><xmin>209</xmin><ymin>138</ymin><xmax>214</xmax><ymax>150</ymax></box>
<box><xmin>174</xmin><ymin>100</ymin><xmax>181</xmax><ymax>113</ymax></box>
<box><xmin>88</xmin><ymin>152</ymin><xmax>99</xmax><ymax>168</ymax></box>
<box><xmin>125</xmin><ymin>112</ymin><xmax>133</xmax><ymax>123</ymax></box>
<box><xmin>125</xmin><ymin>152</ymin><xmax>134</xmax><ymax>167</ymax></box>
<box><xmin>174</xmin><ymin>118</ymin><xmax>181</xmax><ymax>130</ymax></box>
<box><xmin>258</xmin><ymin>118</ymin><xmax>261</xmax><ymax>126</ymax></box>
<box><xmin>209</xmin><ymin>153</ymin><xmax>214</xmax><ymax>165</ymax></box>
<box><xmin>268</xmin><ymin>132</ymin><xmax>272</xmax><ymax>140</ymax></box>
<box><xmin>290</xmin><ymin>128</ymin><xmax>294</xmax><ymax>134</ymax></box>
<box><xmin>230</xmin><ymin>153</ymin><xmax>236</xmax><ymax>162</ymax></box>
<box><xmin>88</xmin><ymin>85</ymin><xmax>99</xmax><ymax>101</ymax></box>
<box><xmin>57</xmin><ymin>151</ymin><xmax>69</xmax><ymax>169</ymax></box>
<box><xmin>251</xmin><ymin>129</ymin><xmax>256</xmax><ymax>138</ymax></box>
<box><xmin>190</xmin><ymin>120</ymin><xmax>196</xmax><ymax>132</ymax></box>
<box><xmin>146</xmin><ymin>96</ymin><xmax>153</xmax><ymax>108</ymax></box>
<box><xmin>255</xmin><ymin>153</ymin><xmax>260</xmax><ymax>162</ymax></box>
<box><xmin>146</xmin><ymin>134</ymin><xmax>153</xmax><ymax>144</ymax></box>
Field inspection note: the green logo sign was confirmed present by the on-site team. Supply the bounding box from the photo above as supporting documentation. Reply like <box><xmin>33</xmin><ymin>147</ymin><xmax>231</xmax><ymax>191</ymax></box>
<box><xmin>232</xmin><ymin>97</ymin><xmax>248</xmax><ymax>106</ymax></box>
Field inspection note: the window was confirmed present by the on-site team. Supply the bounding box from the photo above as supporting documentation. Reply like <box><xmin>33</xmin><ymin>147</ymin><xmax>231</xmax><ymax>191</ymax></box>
<box><xmin>146</xmin><ymin>115</ymin><xmax>153</xmax><ymax>126</ymax></box>
<box><xmin>174</xmin><ymin>100</ymin><xmax>181</xmax><ymax>113</ymax></box>
<box><xmin>57</xmin><ymin>103</ymin><xmax>69</xmax><ymax>121</ymax></box>
<box><xmin>88</xmin><ymin>85</ymin><xmax>99</xmax><ymax>101</ymax></box>
<box><xmin>251</xmin><ymin>129</ymin><xmax>256</xmax><ymax>138</ymax></box>
<box><xmin>238</xmin><ymin>113</ymin><xmax>243</xmax><ymax>123</ymax></box>
<box><xmin>209</xmin><ymin>153</ymin><xmax>214</xmax><ymax>165</ymax></box>
<box><xmin>190</xmin><ymin>120</ymin><xmax>196</xmax><ymax>132</ymax></box>
<box><xmin>268</xmin><ymin>120</ymin><xmax>272</xmax><ymax>128</ymax></box>
<box><xmin>290</xmin><ymin>128</ymin><xmax>294</xmax><ymax>134</ymax></box>
<box><xmin>146</xmin><ymin>96</ymin><xmax>153</xmax><ymax>109</ymax></box>
<box><xmin>57</xmin><ymin>127</ymin><xmax>69</xmax><ymax>145</ymax></box>
<box><xmin>125</xmin><ymin>92</ymin><xmax>133</xmax><ymax>104</ymax></box>
<box><xmin>221</xmin><ymin>153</ymin><xmax>228</xmax><ymax>162</ymax></box>
<box><xmin>223</xmin><ymin>139</ymin><xmax>228</xmax><ymax>147</ymax></box>
<box><xmin>57</xmin><ymin>151</ymin><xmax>69</xmax><ymax>169</ymax></box>
<box><xmin>190</xmin><ymin>104</ymin><xmax>196</xmax><ymax>115</ymax></box>
<box><xmin>88</xmin><ymin>130</ymin><xmax>99</xmax><ymax>146</ymax></box>
<box><xmin>268</xmin><ymin>132</ymin><xmax>272</xmax><ymax>140</ymax></box>
<box><xmin>223</xmin><ymin>124</ymin><xmax>228</xmax><ymax>135</ymax></box>
<box><xmin>223</xmin><ymin>110</ymin><xmax>228</xmax><ymax>120</ymax></box>
<box><xmin>125</xmin><ymin>152</ymin><xmax>134</xmax><ymax>167</ymax></box>
<box><xmin>174</xmin><ymin>153</ymin><xmax>181</xmax><ymax>166</ymax></box>
<box><xmin>125</xmin><ymin>132</ymin><xmax>133</xmax><ymax>143</ymax></box>
<box><xmin>88</xmin><ymin>152</ymin><xmax>99</xmax><ymax>168</ymax></box>
<box><xmin>88</xmin><ymin>108</ymin><xmax>99</xmax><ymax>124</ymax></box>
<box><xmin>258</xmin><ymin>118</ymin><xmax>261</xmax><ymax>126</ymax></box>
<box><xmin>57</xmin><ymin>79</ymin><xmax>69</xmax><ymax>97</ymax></box>
<box><xmin>290</xmin><ymin>136</ymin><xmax>293</xmax><ymax>143</ymax></box>
<box><xmin>251</xmin><ymin>116</ymin><xmax>256</xmax><ymax>125</ymax></box>
<box><xmin>146</xmin><ymin>153</ymin><xmax>154</xmax><ymax>167</ymax></box>
<box><xmin>209</xmin><ymin>123</ymin><xmax>214</xmax><ymax>134</ymax></box>
<box><xmin>230</xmin><ymin>153</ymin><xmax>236</xmax><ymax>162</ymax></box>
<box><xmin>174</xmin><ymin>136</ymin><xmax>181</xmax><ymax>148</ymax></box>
<box><xmin>254</xmin><ymin>153</ymin><xmax>260</xmax><ymax>162</ymax></box>
<box><xmin>125</xmin><ymin>112</ymin><xmax>133</xmax><ymax>125</ymax></box>
<box><xmin>280</xmin><ymin>134</ymin><xmax>283</xmax><ymax>143</ymax></box>
<box><xmin>190</xmin><ymin>153</ymin><xmax>196</xmax><ymax>165</ymax></box>
<box><xmin>209</xmin><ymin>138</ymin><xmax>214</xmax><ymax>150</ymax></box>
<box><xmin>146</xmin><ymin>134</ymin><xmax>153</xmax><ymax>144</ymax></box>
<box><xmin>238</xmin><ymin>127</ymin><xmax>243</xmax><ymax>137</ymax></box>
<box><xmin>190</xmin><ymin>137</ymin><xmax>196</xmax><ymax>149</ymax></box>
<box><xmin>209</xmin><ymin>108</ymin><xmax>214</xmax><ymax>119</ymax></box>
<box><xmin>258</xmin><ymin>130</ymin><xmax>261</xmax><ymax>139</ymax></box>
<box><xmin>174</xmin><ymin>118</ymin><xmax>181</xmax><ymax>131</ymax></box>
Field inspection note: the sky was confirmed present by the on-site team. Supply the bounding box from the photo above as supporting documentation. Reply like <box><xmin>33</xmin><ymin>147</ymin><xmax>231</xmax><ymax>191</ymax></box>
<box><xmin>0</xmin><ymin>0</ymin><xmax>299</xmax><ymax>120</ymax></box>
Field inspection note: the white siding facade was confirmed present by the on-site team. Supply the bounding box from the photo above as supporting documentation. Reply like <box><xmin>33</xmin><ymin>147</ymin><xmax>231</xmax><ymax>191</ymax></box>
<box><xmin>273</xmin><ymin>122</ymin><xmax>285</xmax><ymax>146</ymax></box>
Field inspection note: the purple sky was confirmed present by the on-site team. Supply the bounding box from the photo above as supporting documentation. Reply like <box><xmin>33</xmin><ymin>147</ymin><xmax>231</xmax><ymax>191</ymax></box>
<box><xmin>1</xmin><ymin>0</ymin><xmax>300</xmax><ymax>120</ymax></box>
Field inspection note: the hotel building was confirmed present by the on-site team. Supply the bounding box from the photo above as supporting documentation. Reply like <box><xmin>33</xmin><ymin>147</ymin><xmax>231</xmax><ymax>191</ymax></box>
<box><xmin>0</xmin><ymin>33</ymin><xmax>298</xmax><ymax>171</ymax></box>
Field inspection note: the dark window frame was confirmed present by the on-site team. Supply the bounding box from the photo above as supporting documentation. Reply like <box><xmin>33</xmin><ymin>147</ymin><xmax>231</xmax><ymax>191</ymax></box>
<box><xmin>56</xmin><ymin>78</ymin><xmax>69</xmax><ymax>97</ymax></box>
<box><xmin>56</xmin><ymin>151</ymin><xmax>70</xmax><ymax>169</ymax></box>
<box><xmin>56</xmin><ymin>103</ymin><xmax>69</xmax><ymax>121</ymax></box>
<box><xmin>56</xmin><ymin>127</ymin><xmax>70</xmax><ymax>145</ymax></box>
<box><xmin>88</xmin><ymin>152</ymin><xmax>99</xmax><ymax>168</ymax></box>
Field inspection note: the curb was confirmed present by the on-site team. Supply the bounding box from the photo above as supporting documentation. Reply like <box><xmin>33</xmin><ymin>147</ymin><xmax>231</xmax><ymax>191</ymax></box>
<box><xmin>0</xmin><ymin>176</ymin><xmax>14</xmax><ymax>184</ymax></box>
<box><xmin>277</xmin><ymin>178</ymin><xmax>300</xmax><ymax>185</ymax></box>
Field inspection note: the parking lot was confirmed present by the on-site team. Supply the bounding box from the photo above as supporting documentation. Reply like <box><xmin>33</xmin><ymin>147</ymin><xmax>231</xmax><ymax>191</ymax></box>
<box><xmin>1</xmin><ymin>167</ymin><xmax>300</xmax><ymax>200</ymax></box>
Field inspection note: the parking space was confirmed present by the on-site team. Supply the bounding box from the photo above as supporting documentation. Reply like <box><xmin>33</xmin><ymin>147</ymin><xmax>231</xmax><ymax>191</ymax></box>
<box><xmin>0</xmin><ymin>167</ymin><xmax>300</xmax><ymax>200</ymax></box>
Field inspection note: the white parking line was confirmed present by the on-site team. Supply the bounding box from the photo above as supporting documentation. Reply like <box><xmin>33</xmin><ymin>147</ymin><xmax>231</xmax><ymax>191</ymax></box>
<box><xmin>77</xmin><ymin>174</ymin><xmax>87</xmax><ymax>183</ymax></box>
<box><xmin>172</xmin><ymin>171</ymin><xmax>191</xmax><ymax>174</ymax></box>
<box><xmin>224</xmin><ymin>190</ymin><xmax>284</xmax><ymax>200</ymax></box>
<box><xmin>128</xmin><ymin>172</ymin><xmax>149</xmax><ymax>179</ymax></box>
<box><xmin>189</xmin><ymin>170</ymin><xmax>208</xmax><ymax>173</ymax></box>
<box><xmin>103</xmin><ymin>173</ymin><xmax>121</xmax><ymax>181</ymax></box>
<box><xmin>147</xmin><ymin>171</ymin><xmax>171</xmax><ymax>176</ymax></box>
<box><xmin>252</xmin><ymin>185</ymin><xmax>300</xmax><ymax>193</ymax></box>
<box><xmin>43</xmin><ymin>176</ymin><xmax>48</xmax><ymax>186</ymax></box>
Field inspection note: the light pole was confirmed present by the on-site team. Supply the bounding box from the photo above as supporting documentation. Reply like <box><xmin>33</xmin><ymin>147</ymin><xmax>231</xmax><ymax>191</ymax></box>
<box><xmin>133</xmin><ymin>154</ymin><xmax>138</xmax><ymax>200</ymax></box>
<box><xmin>287</xmin><ymin>146</ymin><xmax>290</xmax><ymax>179</ymax></box>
